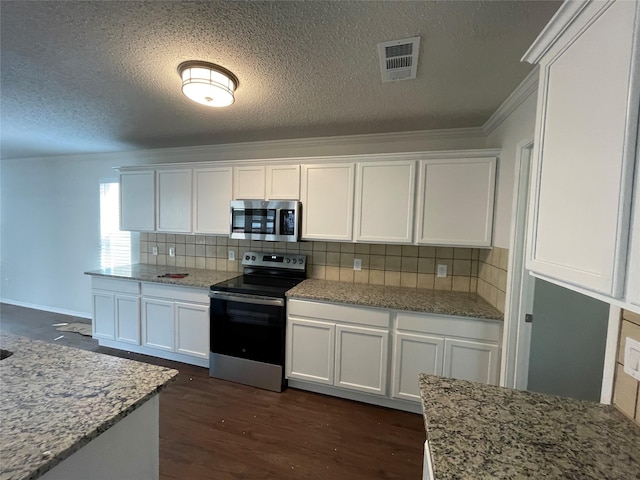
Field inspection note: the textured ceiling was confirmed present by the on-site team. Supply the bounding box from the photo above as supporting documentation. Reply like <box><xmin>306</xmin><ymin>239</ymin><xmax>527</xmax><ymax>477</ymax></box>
<box><xmin>0</xmin><ymin>1</ymin><xmax>561</xmax><ymax>160</ymax></box>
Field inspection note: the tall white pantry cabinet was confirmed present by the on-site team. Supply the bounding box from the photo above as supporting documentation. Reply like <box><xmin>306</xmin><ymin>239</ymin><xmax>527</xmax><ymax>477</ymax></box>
<box><xmin>523</xmin><ymin>0</ymin><xmax>640</xmax><ymax>311</ymax></box>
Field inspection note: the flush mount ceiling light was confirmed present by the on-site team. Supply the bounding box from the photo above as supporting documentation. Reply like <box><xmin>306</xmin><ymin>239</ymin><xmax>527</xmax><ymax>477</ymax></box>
<box><xmin>178</xmin><ymin>61</ymin><xmax>239</xmax><ymax>107</ymax></box>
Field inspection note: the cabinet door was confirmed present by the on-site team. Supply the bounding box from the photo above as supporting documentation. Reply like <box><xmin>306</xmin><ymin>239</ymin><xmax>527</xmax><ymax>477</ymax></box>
<box><xmin>175</xmin><ymin>302</ymin><xmax>209</xmax><ymax>359</ymax></box>
<box><xmin>525</xmin><ymin>0</ymin><xmax>639</xmax><ymax>297</ymax></box>
<box><xmin>301</xmin><ymin>163</ymin><xmax>355</xmax><ymax>241</ymax></box>
<box><xmin>286</xmin><ymin>317</ymin><xmax>335</xmax><ymax>385</ymax></box>
<box><xmin>92</xmin><ymin>291</ymin><xmax>115</xmax><ymax>340</ymax></box>
<box><xmin>335</xmin><ymin>324</ymin><xmax>389</xmax><ymax>395</ymax></box>
<box><xmin>120</xmin><ymin>171</ymin><xmax>155</xmax><ymax>231</ymax></box>
<box><xmin>392</xmin><ymin>332</ymin><xmax>444</xmax><ymax>402</ymax></box>
<box><xmin>266</xmin><ymin>164</ymin><xmax>300</xmax><ymax>200</ymax></box>
<box><xmin>443</xmin><ymin>338</ymin><xmax>499</xmax><ymax>385</ymax></box>
<box><xmin>156</xmin><ymin>169</ymin><xmax>192</xmax><ymax>233</ymax></box>
<box><xmin>416</xmin><ymin>157</ymin><xmax>496</xmax><ymax>246</ymax></box>
<box><xmin>355</xmin><ymin>161</ymin><xmax>415</xmax><ymax>244</ymax></box>
<box><xmin>141</xmin><ymin>298</ymin><xmax>174</xmax><ymax>352</ymax></box>
<box><xmin>115</xmin><ymin>294</ymin><xmax>140</xmax><ymax>345</ymax></box>
<box><xmin>193</xmin><ymin>167</ymin><xmax>233</xmax><ymax>234</ymax></box>
<box><xmin>234</xmin><ymin>166</ymin><xmax>266</xmax><ymax>200</ymax></box>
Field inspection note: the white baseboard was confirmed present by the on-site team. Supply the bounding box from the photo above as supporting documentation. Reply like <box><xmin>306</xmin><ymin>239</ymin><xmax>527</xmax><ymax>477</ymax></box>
<box><xmin>0</xmin><ymin>298</ymin><xmax>91</xmax><ymax>319</ymax></box>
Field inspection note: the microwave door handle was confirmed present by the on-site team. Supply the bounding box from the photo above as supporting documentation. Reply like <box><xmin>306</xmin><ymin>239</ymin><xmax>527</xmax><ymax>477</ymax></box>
<box><xmin>274</xmin><ymin>208</ymin><xmax>281</xmax><ymax>236</ymax></box>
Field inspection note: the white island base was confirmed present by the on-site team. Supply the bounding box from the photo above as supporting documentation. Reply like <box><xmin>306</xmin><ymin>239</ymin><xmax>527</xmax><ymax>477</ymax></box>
<box><xmin>41</xmin><ymin>396</ymin><xmax>160</xmax><ymax>480</ymax></box>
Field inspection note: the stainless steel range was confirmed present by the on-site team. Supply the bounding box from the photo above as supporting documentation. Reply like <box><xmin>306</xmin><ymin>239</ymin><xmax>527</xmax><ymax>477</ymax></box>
<box><xmin>208</xmin><ymin>252</ymin><xmax>306</xmax><ymax>392</ymax></box>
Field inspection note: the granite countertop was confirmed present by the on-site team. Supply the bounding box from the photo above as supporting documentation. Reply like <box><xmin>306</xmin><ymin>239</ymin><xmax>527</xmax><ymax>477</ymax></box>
<box><xmin>0</xmin><ymin>333</ymin><xmax>178</xmax><ymax>480</ymax></box>
<box><xmin>84</xmin><ymin>264</ymin><xmax>240</xmax><ymax>289</ymax></box>
<box><xmin>419</xmin><ymin>374</ymin><xmax>640</xmax><ymax>479</ymax></box>
<box><xmin>287</xmin><ymin>279</ymin><xmax>503</xmax><ymax>320</ymax></box>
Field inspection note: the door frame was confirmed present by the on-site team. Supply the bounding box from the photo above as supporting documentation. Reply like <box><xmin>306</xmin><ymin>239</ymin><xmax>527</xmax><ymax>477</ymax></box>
<box><xmin>500</xmin><ymin>139</ymin><xmax>535</xmax><ymax>389</ymax></box>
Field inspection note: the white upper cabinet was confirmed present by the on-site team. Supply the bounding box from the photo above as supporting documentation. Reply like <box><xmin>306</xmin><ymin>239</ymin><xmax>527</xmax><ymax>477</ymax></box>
<box><xmin>156</xmin><ymin>169</ymin><xmax>192</xmax><ymax>233</ymax></box>
<box><xmin>266</xmin><ymin>164</ymin><xmax>300</xmax><ymax>200</ymax></box>
<box><xmin>354</xmin><ymin>160</ymin><xmax>415</xmax><ymax>244</ymax></box>
<box><xmin>120</xmin><ymin>171</ymin><xmax>155</xmax><ymax>231</ymax></box>
<box><xmin>523</xmin><ymin>0</ymin><xmax>640</xmax><ymax>298</ymax></box>
<box><xmin>416</xmin><ymin>157</ymin><xmax>496</xmax><ymax>247</ymax></box>
<box><xmin>193</xmin><ymin>167</ymin><xmax>233</xmax><ymax>234</ymax></box>
<box><xmin>234</xmin><ymin>166</ymin><xmax>266</xmax><ymax>200</ymax></box>
<box><xmin>301</xmin><ymin>163</ymin><xmax>355</xmax><ymax>241</ymax></box>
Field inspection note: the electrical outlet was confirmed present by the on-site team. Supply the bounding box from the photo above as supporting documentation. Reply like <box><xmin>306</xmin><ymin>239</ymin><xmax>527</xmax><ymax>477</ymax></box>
<box><xmin>152</xmin><ymin>246</ymin><xmax>158</xmax><ymax>256</ymax></box>
<box><xmin>624</xmin><ymin>337</ymin><xmax>640</xmax><ymax>381</ymax></box>
<box><xmin>436</xmin><ymin>264</ymin><xmax>447</xmax><ymax>278</ymax></box>
<box><xmin>228</xmin><ymin>250</ymin><xmax>235</xmax><ymax>261</ymax></box>
<box><xmin>353</xmin><ymin>258</ymin><xmax>362</xmax><ymax>271</ymax></box>
<box><xmin>169</xmin><ymin>246</ymin><xmax>175</xmax><ymax>257</ymax></box>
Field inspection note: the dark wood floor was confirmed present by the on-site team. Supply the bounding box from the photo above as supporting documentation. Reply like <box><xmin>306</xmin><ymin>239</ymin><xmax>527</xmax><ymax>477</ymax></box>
<box><xmin>0</xmin><ymin>303</ymin><xmax>425</xmax><ymax>479</ymax></box>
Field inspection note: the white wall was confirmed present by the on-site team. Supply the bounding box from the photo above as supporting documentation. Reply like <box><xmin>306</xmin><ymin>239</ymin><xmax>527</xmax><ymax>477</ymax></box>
<box><xmin>485</xmin><ymin>90</ymin><xmax>538</xmax><ymax>248</ymax></box>
<box><xmin>0</xmin><ymin>129</ymin><xmax>486</xmax><ymax>316</ymax></box>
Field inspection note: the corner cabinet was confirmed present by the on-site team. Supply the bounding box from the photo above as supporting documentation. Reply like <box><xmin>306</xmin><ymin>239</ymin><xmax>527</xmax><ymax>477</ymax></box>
<box><xmin>300</xmin><ymin>163</ymin><xmax>355</xmax><ymax>241</ymax></box>
<box><xmin>354</xmin><ymin>160</ymin><xmax>415</xmax><ymax>244</ymax></box>
<box><xmin>120</xmin><ymin>171</ymin><xmax>155</xmax><ymax>231</ymax></box>
<box><xmin>91</xmin><ymin>277</ymin><xmax>140</xmax><ymax>343</ymax></box>
<box><xmin>523</xmin><ymin>0</ymin><xmax>640</xmax><ymax>298</ymax></box>
<box><xmin>415</xmin><ymin>156</ymin><xmax>496</xmax><ymax>247</ymax></box>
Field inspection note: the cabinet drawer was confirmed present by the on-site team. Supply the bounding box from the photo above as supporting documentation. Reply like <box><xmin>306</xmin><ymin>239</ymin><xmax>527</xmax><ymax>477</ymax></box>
<box><xmin>288</xmin><ymin>299</ymin><xmax>390</xmax><ymax>328</ymax></box>
<box><xmin>92</xmin><ymin>277</ymin><xmax>140</xmax><ymax>295</ymax></box>
<box><xmin>141</xmin><ymin>282</ymin><xmax>208</xmax><ymax>304</ymax></box>
<box><xmin>396</xmin><ymin>312</ymin><xmax>501</xmax><ymax>342</ymax></box>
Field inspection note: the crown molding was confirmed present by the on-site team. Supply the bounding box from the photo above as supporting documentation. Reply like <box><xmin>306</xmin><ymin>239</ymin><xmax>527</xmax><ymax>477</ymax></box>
<box><xmin>521</xmin><ymin>0</ymin><xmax>592</xmax><ymax>64</ymax></box>
<box><xmin>482</xmin><ymin>67</ymin><xmax>539</xmax><ymax>135</ymax></box>
<box><xmin>5</xmin><ymin>127</ymin><xmax>487</xmax><ymax>164</ymax></box>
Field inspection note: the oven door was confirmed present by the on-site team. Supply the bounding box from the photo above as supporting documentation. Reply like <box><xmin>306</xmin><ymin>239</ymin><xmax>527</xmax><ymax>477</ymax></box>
<box><xmin>209</xmin><ymin>291</ymin><xmax>285</xmax><ymax>366</ymax></box>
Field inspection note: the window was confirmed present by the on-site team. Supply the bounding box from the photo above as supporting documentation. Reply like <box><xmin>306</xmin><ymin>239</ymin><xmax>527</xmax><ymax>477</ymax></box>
<box><xmin>99</xmin><ymin>180</ymin><xmax>133</xmax><ymax>268</ymax></box>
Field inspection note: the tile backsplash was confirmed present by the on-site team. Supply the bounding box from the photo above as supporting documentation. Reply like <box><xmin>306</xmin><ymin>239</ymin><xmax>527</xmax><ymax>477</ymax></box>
<box><xmin>477</xmin><ymin>247</ymin><xmax>509</xmax><ymax>313</ymax></box>
<box><xmin>140</xmin><ymin>233</ymin><xmax>509</xmax><ymax>300</ymax></box>
<box><xmin>613</xmin><ymin>309</ymin><xmax>640</xmax><ymax>426</ymax></box>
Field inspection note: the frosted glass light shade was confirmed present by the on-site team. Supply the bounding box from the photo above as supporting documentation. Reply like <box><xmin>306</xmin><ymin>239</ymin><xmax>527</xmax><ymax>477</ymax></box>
<box><xmin>178</xmin><ymin>61</ymin><xmax>239</xmax><ymax>107</ymax></box>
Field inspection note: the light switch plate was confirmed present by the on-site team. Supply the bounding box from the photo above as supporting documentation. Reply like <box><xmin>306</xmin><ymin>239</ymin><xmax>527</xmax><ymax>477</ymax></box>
<box><xmin>152</xmin><ymin>246</ymin><xmax>158</xmax><ymax>256</ymax></box>
<box><xmin>168</xmin><ymin>246</ymin><xmax>175</xmax><ymax>257</ymax></box>
<box><xmin>624</xmin><ymin>337</ymin><xmax>640</xmax><ymax>381</ymax></box>
<box><xmin>437</xmin><ymin>264</ymin><xmax>447</xmax><ymax>278</ymax></box>
<box><xmin>353</xmin><ymin>258</ymin><xmax>362</xmax><ymax>271</ymax></box>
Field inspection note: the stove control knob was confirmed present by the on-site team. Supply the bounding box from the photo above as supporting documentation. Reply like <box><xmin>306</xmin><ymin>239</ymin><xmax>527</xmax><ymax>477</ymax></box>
<box><xmin>245</xmin><ymin>255</ymin><xmax>250</xmax><ymax>261</ymax></box>
<box><xmin>251</xmin><ymin>255</ymin><xmax>256</xmax><ymax>261</ymax></box>
<box><xmin>298</xmin><ymin>258</ymin><xmax>304</xmax><ymax>264</ymax></box>
<box><xmin>285</xmin><ymin>258</ymin><xmax>291</xmax><ymax>263</ymax></box>
<box><xmin>292</xmin><ymin>259</ymin><xmax>297</xmax><ymax>264</ymax></box>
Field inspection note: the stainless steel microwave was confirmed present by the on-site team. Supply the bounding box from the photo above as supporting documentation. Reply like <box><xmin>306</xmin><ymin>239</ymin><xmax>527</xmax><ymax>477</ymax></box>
<box><xmin>230</xmin><ymin>200</ymin><xmax>300</xmax><ymax>242</ymax></box>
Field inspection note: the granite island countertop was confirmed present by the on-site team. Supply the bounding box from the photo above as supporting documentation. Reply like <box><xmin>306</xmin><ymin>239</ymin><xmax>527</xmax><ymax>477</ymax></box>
<box><xmin>0</xmin><ymin>333</ymin><xmax>178</xmax><ymax>480</ymax></box>
<box><xmin>85</xmin><ymin>264</ymin><xmax>240</xmax><ymax>289</ymax></box>
<box><xmin>419</xmin><ymin>374</ymin><xmax>640</xmax><ymax>479</ymax></box>
<box><xmin>287</xmin><ymin>279</ymin><xmax>503</xmax><ymax>320</ymax></box>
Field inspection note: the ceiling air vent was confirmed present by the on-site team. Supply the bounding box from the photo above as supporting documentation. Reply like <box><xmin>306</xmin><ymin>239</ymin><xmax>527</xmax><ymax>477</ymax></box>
<box><xmin>377</xmin><ymin>37</ymin><xmax>420</xmax><ymax>83</ymax></box>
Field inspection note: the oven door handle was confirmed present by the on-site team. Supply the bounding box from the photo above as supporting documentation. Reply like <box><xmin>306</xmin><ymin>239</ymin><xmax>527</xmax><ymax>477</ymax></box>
<box><xmin>208</xmin><ymin>291</ymin><xmax>285</xmax><ymax>307</ymax></box>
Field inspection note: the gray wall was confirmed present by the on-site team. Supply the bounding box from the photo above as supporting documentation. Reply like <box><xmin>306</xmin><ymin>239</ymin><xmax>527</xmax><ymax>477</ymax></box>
<box><xmin>527</xmin><ymin>279</ymin><xmax>609</xmax><ymax>402</ymax></box>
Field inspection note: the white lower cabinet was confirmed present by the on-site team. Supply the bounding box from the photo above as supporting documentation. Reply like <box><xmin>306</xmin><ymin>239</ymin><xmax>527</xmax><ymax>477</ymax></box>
<box><xmin>115</xmin><ymin>295</ymin><xmax>140</xmax><ymax>345</ymax></box>
<box><xmin>443</xmin><ymin>338</ymin><xmax>499</xmax><ymax>384</ymax></box>
<box><xmin>91</xmin><ymin>277</ymin><xmax>140</xmax><ymax>342</ymax></box>
<box><xmin>392</xmin><ymin>332</ymin><xmax>444</xmax><ymax>401</ymax></box>
<box><xmin>287</xmin><ymin>298</ymin><xmax>502</xmax><ymax>411</ymax></box>
<box><xmin>141</xmin><ymin>298</ymin><xmax>175</xmax><ymax>352</ymax></box>
<box><xmin>287</xmin><ymin>318</ymin><xmax>335</xmax><ymax>385</ymax></box>
<box><xmin>286</xmin><ymin>299</ymin><xmax>390</xmax><ymax>396</ymax></box>
<box><xmin>175</xmin><ymin>302</ymin><xmax>209</xmax><ymax>359</ymax></box>
<box><xmin>335</xmin><ymin>325</ymin><xmax>388</xmax><ymax>395</ymax></box>
<box><xmin>90</xmin><ymin>277</ymin><xmax>209</xmax><ymax>367</ymax></box>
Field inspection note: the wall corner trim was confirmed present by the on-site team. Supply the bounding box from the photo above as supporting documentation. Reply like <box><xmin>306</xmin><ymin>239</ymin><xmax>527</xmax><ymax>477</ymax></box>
<box><xmin>482</xmin><ymin>68</ymin><xmax>539</xmax><ymax>135</ymax></box>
